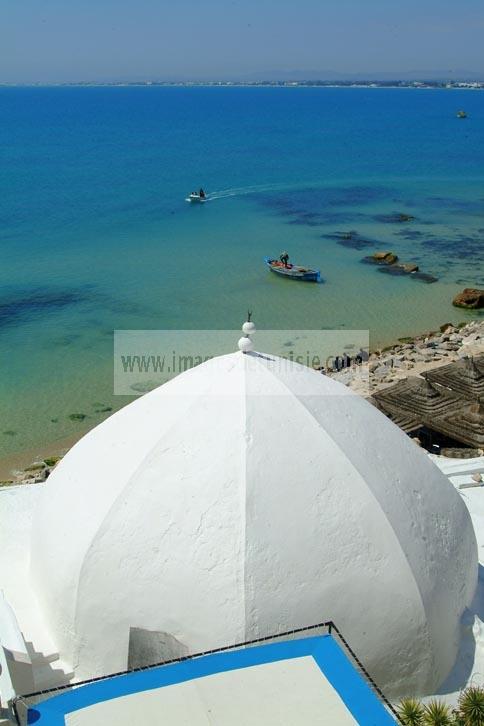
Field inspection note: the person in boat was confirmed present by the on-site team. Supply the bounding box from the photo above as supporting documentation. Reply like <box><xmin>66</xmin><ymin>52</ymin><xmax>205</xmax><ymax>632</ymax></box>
<box><xmin>280</xmin><ymin>251</ymin><xmax>290</xmax><ymax>268</ymax></box>
<box><xmin>199</xmin><ymin>188</ymin><xmax>206</xmax><ymax>199</ymax></box>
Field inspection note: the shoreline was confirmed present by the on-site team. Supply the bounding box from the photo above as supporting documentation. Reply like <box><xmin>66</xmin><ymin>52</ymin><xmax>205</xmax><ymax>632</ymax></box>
<box><xmin>0</xmin><ymin>432</ymin><xmax>85</xmax><ymax>483</ymax></box>
<box><xmin>327</xmin><ymin>318</ymin><xmax>484</xmax><ymax>400</ymax></box>
<box><xmin>1</xmin><ymin>318</ymin><xmax>482</xmax><ymax>485</ymax></box>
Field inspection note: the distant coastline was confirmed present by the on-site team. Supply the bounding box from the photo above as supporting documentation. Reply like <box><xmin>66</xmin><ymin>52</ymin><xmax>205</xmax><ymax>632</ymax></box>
<box><xmin>1</xmin><ymin>79</ymin><xmax>484</xmax><ymax>89</ymax></box>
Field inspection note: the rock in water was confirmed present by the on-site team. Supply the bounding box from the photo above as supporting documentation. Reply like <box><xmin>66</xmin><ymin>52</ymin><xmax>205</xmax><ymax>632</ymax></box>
<box><xmin>452</xmin><ymin>288</ymin><xmax>484</xmax><ymax>309</ymax></box>
<box><xmin>362</xmin><ymin>251</ymin><xmax>399</xmax><ymax>265</ymax></box>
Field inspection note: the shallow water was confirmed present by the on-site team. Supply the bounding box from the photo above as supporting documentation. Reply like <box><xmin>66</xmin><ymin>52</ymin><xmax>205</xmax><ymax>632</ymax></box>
<box><xmin>0</xmin><ymin>87</ymin><xmax>483</xmax><ymax>459</ymax></box>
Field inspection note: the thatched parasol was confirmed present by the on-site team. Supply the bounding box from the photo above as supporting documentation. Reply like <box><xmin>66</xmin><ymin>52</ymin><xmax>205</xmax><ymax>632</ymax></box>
<box><xmin>426</xmin><ymin>355</ymin><xmax>484</xmax><ymax>400</ymax></box>
<box><xmin>369</xmin><ymin>396</ymin><xmax>422</xmax><ymax>434</ymax></box>
<box><xmin>373</xmin><ymin>376</ymin><xmax>461</xmax><ymax>420</ymax></box>
<box><xmin>431</xmin><ymin>397</ymin><xmax>484</xmax><ymax>449</ymax></box>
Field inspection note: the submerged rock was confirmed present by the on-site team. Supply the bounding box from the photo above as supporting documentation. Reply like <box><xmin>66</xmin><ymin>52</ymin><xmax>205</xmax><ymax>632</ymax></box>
<box><xmin>394</xmin><ymin>228</ymin><xmax>424</xmax><ymax>240</ymax></box>
<box><xmin>130</xmin><ymin>381</ymin><xmax>158</xmax><ymax>393</ymax></box>
<box><xmin>68</xmin><ymin>413</ymin><xmax>87</xmax><ymax>421</ymax></box>
<box><xmin>452</xmin><ymin>288</ymin><xmax>484</xmax><ymax>309</ymax></box>
<box><xmin>374</xmin><ymin>212</ymin><xmax>416</xmax><ymax>223</ymax></box>
<box><xmin>324</xmin><ymin>231</ymin><xmax>377</xmax><ymax>250</ymax></box>
<box><xmin>287</xmin><ymin>216</ymin><xmax>321</xmax><ymax>227</ymax></box>
<box><xmin>412</xmin><ymin>272</ymin><xmax>438</xmax><ymax>283</ymax></box>
<box><xmin>377</xmin><ymin>267</ymin><xmax>437</xmax><ymax>283</ymax></box>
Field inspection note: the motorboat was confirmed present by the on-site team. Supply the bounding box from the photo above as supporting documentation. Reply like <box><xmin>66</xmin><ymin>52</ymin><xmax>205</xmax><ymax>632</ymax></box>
<box><xmin>186</xmin><ymin>192</ymin><xmax>207</xmax><ymax>203</ymax></box>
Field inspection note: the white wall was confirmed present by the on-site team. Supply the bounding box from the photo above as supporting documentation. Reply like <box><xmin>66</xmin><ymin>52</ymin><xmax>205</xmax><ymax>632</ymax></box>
<box><xmin>0</xmin><ymin>592</ymin><xmax>34</xmax><ymax>703</ymax></box>
<box><xmin>28</xmin><ymin>353</ymin><xmax>478</xmax><ymax>697</ymax></box>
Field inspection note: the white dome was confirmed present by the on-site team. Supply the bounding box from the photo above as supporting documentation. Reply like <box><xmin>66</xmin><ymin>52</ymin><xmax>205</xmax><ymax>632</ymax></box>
<box><xmin>30</xmin><ymin>350</ymin><xmax>477</xmax><ymax>697</ymax></box>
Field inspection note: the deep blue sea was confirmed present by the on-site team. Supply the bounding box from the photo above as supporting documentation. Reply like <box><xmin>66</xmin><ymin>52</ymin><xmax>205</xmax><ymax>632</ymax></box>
<box><xmin>1</xmin><ymin>86</ymin><xmax>483</xmax><ymax>461</ymax></box>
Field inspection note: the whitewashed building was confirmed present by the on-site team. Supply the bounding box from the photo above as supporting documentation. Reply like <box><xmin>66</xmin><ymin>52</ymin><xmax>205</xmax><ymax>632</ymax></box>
<box><xmin>0</xmin><ymin>325</ymin><xmax>478</xmax><ymax>709</ymax></box>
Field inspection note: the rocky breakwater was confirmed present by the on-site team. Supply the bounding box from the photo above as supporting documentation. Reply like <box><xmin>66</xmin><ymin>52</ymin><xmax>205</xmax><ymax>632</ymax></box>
<box><xmin>325</xmin><ymin>320</ymin><xmax>484</xmax><ymax>397</ymax></box>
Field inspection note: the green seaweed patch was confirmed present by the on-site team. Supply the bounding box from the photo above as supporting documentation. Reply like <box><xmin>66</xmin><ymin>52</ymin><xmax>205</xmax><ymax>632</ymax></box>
<box><xmin>3</xmin><ymin>430</ymin><xmax>17</xmax><ymax>436</ymax></box>
<box><xmin>25</xmin><ymin>463</ymin><xmax>46</xmax><ymax>472</ymax></box>
<box><xmin>0</xmin><ymin>480</ymin><xmax>14</xmax><ymax>487</ymax></box>
<box><xmin>68</xmin><ymin>413</ymin><xmax>87</xmax><ymax>421</ymax></box>
<box><xmin>95</xmin><ymin>406</ymin><xmax>113</xmax><ymax>413</ymax></box>
<box><xmin>51</xmin><ymin>418</ymin><xmax>59</xmax><ymax>423</ymax></box>
<box><xmin>44</xmin><ymin>456</ymin><xmax>61</xmax><ymax>467</ymax></box>
<box><xmin>398</xmin><ymin>336</ymin><xmax>414</xmax><ymax>343</ymax></box>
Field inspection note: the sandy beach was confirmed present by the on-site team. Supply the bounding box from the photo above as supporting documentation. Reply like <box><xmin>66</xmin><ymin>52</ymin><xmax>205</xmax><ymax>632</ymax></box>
<box><xmin>0</xmin><ymin>432</ymin><xmax>84</xmax><ymax>483</ymax></box>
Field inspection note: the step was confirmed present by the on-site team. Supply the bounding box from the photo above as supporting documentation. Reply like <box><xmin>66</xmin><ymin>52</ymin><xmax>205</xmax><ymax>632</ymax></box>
<box><xmin>29</xmin><ymin>649</ymin><xmax>60</xmax><ymax>666</ymax></box>
<box><xmin>33</xmin><ymin>661</ymin><xmax>74</xmax><ymax>691</ymax></box>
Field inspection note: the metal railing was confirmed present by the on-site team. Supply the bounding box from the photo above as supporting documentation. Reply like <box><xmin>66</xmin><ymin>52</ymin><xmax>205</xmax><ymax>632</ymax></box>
<box><xmin>11</xmin><ymin>621</ymin><xmax>399</xmax><ymax>724</ymax></box>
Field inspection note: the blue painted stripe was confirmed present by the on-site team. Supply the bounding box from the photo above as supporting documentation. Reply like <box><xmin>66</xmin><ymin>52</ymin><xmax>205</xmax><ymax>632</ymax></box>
<box><xmin>29</xmin><ymin>635</ymin><xmax>396</xmax><ymax>725</ymax></box>
<box><xmin>311</xmin><ymin>637</ymin><xmax>396</xmax><ymax>726</ymax></box>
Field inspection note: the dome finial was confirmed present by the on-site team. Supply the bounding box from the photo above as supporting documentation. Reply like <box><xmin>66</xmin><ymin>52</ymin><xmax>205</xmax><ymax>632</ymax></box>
<box><xmin>238</xmin><ymin>311</ymin><xmax>256</xmax><ymax>352</ymax></box>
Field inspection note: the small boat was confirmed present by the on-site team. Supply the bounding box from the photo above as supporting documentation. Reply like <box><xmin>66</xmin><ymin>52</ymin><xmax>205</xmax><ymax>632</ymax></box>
<box><xmin>186</xmin><ymin>192</ymin><xmax>207</xmax><ymax>203</ymax></box>
<box><xmin>457</xmin><ymin>110</ymin><xmax>468</xmax><ymax>119</ymax></box>
<box><xmin>264</xmin><ymin>257</ymin><xmax>321</xmax><ymax>282</ymax></box>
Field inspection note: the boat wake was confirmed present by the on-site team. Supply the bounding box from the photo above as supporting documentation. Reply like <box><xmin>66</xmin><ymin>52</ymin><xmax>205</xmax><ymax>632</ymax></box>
<box><xmin>206</xmin><ymin>182</ymin><xmax>298</xmax><ymax>202</ymax></box>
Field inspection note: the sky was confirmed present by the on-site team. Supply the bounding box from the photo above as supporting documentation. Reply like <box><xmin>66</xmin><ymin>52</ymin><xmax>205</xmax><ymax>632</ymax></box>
<box><xmin>2</xmin><ymin>0</ymin><xmax>484</xmax><ymax>83</ymax></box>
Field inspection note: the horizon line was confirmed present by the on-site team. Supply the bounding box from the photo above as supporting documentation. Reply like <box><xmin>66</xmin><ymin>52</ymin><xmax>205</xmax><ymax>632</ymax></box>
<box><xmin>2</xmin><ymin>77</ymin><xmax>484</xmax><ymax>87</ymax></box>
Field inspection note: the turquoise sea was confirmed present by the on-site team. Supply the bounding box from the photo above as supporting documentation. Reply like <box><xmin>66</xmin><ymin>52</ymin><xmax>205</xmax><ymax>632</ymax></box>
<box><xmin>1</xmin><ymin>87</ymin><xmax>483</xmax><ymax>461</ymax></box>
